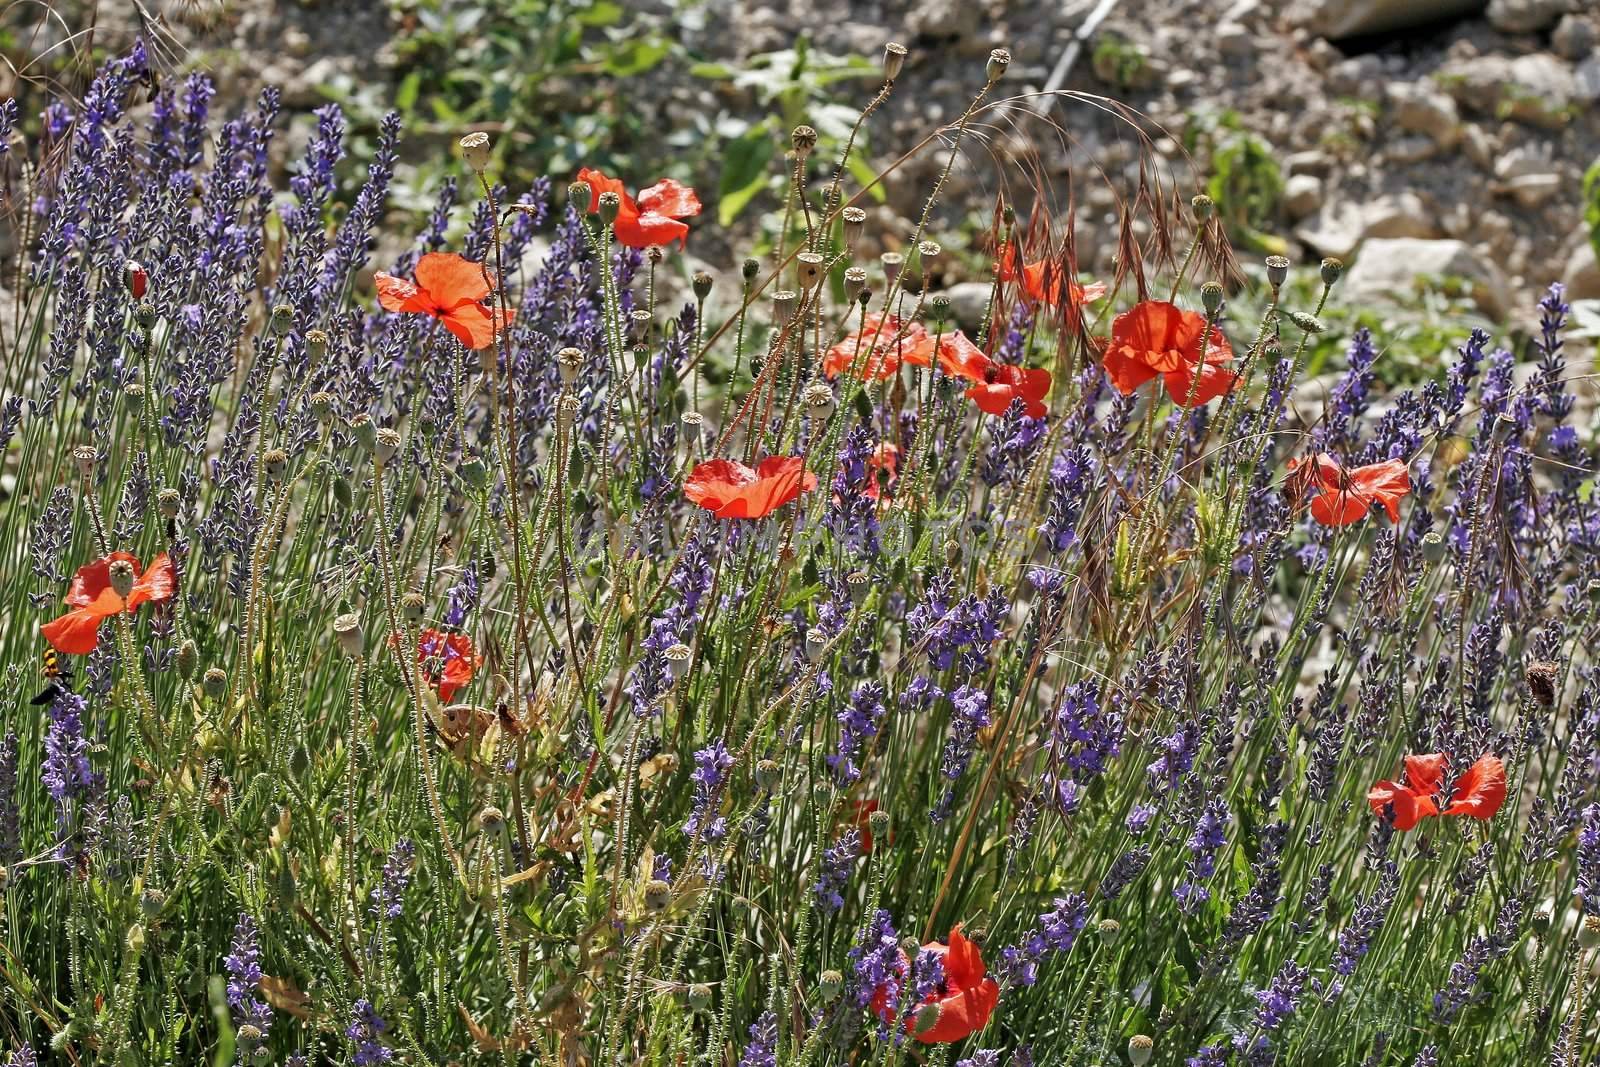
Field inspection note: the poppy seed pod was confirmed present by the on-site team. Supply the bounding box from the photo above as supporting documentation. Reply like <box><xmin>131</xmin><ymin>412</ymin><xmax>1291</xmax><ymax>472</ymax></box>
<box><xmin>883</xmin><ymin>42</ymin><xmax>908</xmax><ymax>83</ymax></box>
<box><xmin>929</xmin><ymin>294</ymin><xmax>952</xmax><ymax>326</ymax></box>
<box><xmin>647</xmin><ymin>245</ymin><xmax>665</xmax><ymax>266</ymax></box>
<box><xmin>1532</xmin><ymin>909</ymin><xmax>1553</xmax><ymax>936</ymax></box>
<box><xmin>742</xmin><ymin>257</ymin><xmax>761</xmax><ymax>286</ymax></box>
<box><xmin>687</xmin><ymin>983</ymin><xmax>713</xmax><ymax>1010</ymax></box>
<box><xmin>310</xmin><ymin>391</ymin><xmax>335</xmax><ymax>423</ymax></box>
<box><xmin>135</xmin><ymin>301</ymin><xmax>157</xmax><ymax>329</ymax></box>
<box><xmin>1526</xmin><ymin>660</ymin><xmax>1559</xmax><ymax>707</ymax></box>
<box><xmin>478</xmin><ymin>806</ymin><xmax>506</xmax><ymax>835</ymax></box>
<box><xmin>805</xmin><ymin>626</ymin><xmax>828</xmax><ymax>664</ymax></box>
<box><xmin>1320</xmin><ymin>257</ymin><xmax>1344</xmax><ymax>286</ymax></box>
<box><xmin>119</xmin><ymin>380</ymin><xmax>145</xmax><ymax>414</ymax></box>
<box><xmin>630</xmin><ymin>308</ymin><xmax>653</xmax><ymax>343</ymax></box>
<box><xmin>1288</xmin><ymin>310</ymin><xmax>1325</xmax><ymax>334</ymax></box>
<box><xmin>140</xmin><ymin>887</ymin><xmax>165</xmax><ymax>917</ymax></box>
<box><xmin>1200</xmin><ymin>282</ymin><xmax>1224</xmax><ymax>317</ymax></box>
<box><xmin>158</xmin><ymin>487</ymin><xmax>182</xmax><ymax>520</ymax></box>
<box><xmin>0</xmin><ymin>866</ymin><xmax>9</xmax><ymax>892</ymax></box>
<box><xmin>400</xmin><ymin>592</ymin><xmax>425</xmax><ymax>623</ymax></box>
<box><xmin>108</xmin><ymin>559</ymin><xmax>136</xmax><ymax>599</ymax></box>
<box><xmin>347</xmin><ymin>413</ymin><xmax>377</xmax><ymax>454</ymax></box>
<box><xmin>986</xmin><ymin>48</ymin><xmax>1011</xmax><ymax>83</ymax></box>
<box><xmin>797</xmin><ymin>252</ymin><xmax>824</xmax><ymax>290</ymax></box>
<box><xmin>332</xmin><ymin>612</ymin><xmax>363</xmax><ymax>657</ymax></box>
<box><xmin>644</xmin><ymin>879</ymin><xmax>671</xmax><ymax>912</ymax></box>
<box><xmin>1582</xmin><ymin>915</ymin><xmax>1600</xmax><ymax>950</ymax></box>
<box><xmin>918</xmin><ymin>240</ymin><xmax>942</xmax><ymax>269</ymax></box>
<box><xmin>305</xmin><ymin>328</ymin><xmax>328</xmax><ymax>364</ymax></box>
<box><xmin>124</xmin><ymin>259</ymin><xmax>148</xmax><ymax>298</ymax></box>
<box><xmin>176</xmin><ymin>638</ymin><xmax>198</xmax><ymax>681</ymax></box>
<box><xmin>803</xmin><ymin>382</ymin><xmax>835</xmax><ymax>418</ymax></box>
<box><xmin>269</xmin><ymin>302</ymin><xmax>295</xmax><ymax>336</ymax></box>
<box><xmin>692</xmin><ymin>270</ymin><xmax>714</xmax><ymax>300</ymax></box>
<box><xmin>1097</xmin><ymin>917</ymin><xmax>1121</xmax><ymax>942</ymax></box>
<box><xmin>754</xmin><ymin>758</ymin><xmax>781</xmax><ymax>790</ymax></box>
<box><xmin>261</xmin><ymin>448</ymin><xmax>288</xmax><ymax>482</ymax></box>
<box><xmin>557</xmin><ymin>346</ymin><xmax>584</xmax><ymax>385</ymax></box>
<box><xmin>1129</xmin><ymin>1035</ymin><xmax>1154</xmax><ymax>1065</ymax></box>
<box><xmin>202</xmin><ymin>667</ymin><xmax>228</xmax><ymax>700</ymax></box>
<box><xmin>1265</xmin><ymin>255</ymin><xmax>1290</xmax><ymax>288</ymax></box>
<box><xmin>791</xmin><ymin>124</ymin><xmax>818</xmax><ymax>158</ymax></box>
<box><xmin>843</xmin><ymin>266</ymin><xmax>868</xmax><ymax>304</ymax></box>
<box><xmin>237</xmin><ymin>1024</ymin><xmax>262</xmax><ymax>1046</ymax></box>
<box><xmin>912</xmin><ymin>1001</ymin><xmax>942</xmax><ymax>1035</ymax></box>
<box><xmin>458</xmin><ymin>454</ymin><xmax>489</xmax><ymax>490</ymax></box>
<box><xmin>664</xmin><ymin>642</ymin><xmax>691</xmax><ymax>682</ymax></box>
<box><xmin>373</xmin><ymin>427</ymin><xmax>402</xmax><ymax>464</ymax></box>
<box><xmin>73</xmin><ymin>445</ymin><xmax>96</xmax><ymax>477</ymax></box>
<box><xmin>881</xmin><ymin>251</ymin><xmax>903</xmax><ymax>287</ymax></box>
<box><xmin>680</xmin><ymin>411</ymin><xmax>705</xmax><ymax>454</ymax></box>
<box><xmin>773</xmin><ymin>290</ymin><xmax>798</xmax><ymax>325</ymax></box>
<box><xmin>1191</xmin><ymin>193</ymin><xmax>1214</xmax><ymax>219</ymax></box>
<box><xmin>459</xmin><ymin>130</ymin><xmax>491</xmax><ymax>172</ymax></box>
<box><xmin>867</xmin><ymin>809</ymin><xmax>890</xmax><ymax>840</ymax></box>
<box><xmin>556</xmin><ymin>394</ymin><xmax>581</xmax><ymax>433</ymax></box>
<box><xmin>596</xmin><ymin>191</ymin><xmax>622</xmax><ymax>226</ymax></box>
<box><xmin>841</xmin><ymin>206</ymin><xmax>866</xmax><ymax>252</ymax></box>
<box><xmin>846</xmin><ymin>570</ymin><xmax>870</xmax><ymax>605</ymax></box>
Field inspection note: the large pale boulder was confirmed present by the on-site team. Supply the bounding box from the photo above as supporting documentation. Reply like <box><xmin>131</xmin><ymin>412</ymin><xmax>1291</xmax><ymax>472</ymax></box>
<box><xmin>1342</xmin><ymin>238</ymin><xmax>1509</xmax><ymax>320</ymax></box>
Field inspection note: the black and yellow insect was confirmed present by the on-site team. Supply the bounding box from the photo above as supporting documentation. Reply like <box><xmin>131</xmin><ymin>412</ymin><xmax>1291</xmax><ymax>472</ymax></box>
<box><xmin>29</xmin><ymin>647</ymin><xmax>72</xmax><ymax>706</ymax></box>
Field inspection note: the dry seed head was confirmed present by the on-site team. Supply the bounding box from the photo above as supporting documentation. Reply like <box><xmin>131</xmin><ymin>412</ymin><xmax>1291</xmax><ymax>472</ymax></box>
<box><xmin>665</xmin><ymin>642</ymin><xmax>691</xmax><ymax>681</ymax></box>
<box><xmin>688</xmin><ymin>983</ymin><xmax>713</xmax><ymax>1010</ymax></box>
<box><xmin>803</xmin><ymin>382</ymin><xmax>836</xmax><ymax>418</ymax></box>
<box><xmin>73</xmin><ymin>445</ymin><xmax>97</xmax><ymax>477</ymax></box>
<box><xmin>478</xmin><ymin>806</ymin><xmax>506</xmax><ymax>834</ymax></box>
<box><xmin>108</xmin><ymin>559</ymin><xmax>137</xmax><ymax>599</ymax></box>
<box><xmin>797</xmin><ymin>252</ymin><xmax>824</xmax><ymax>290</ymax></box>
<box><xmin>841</xmin><ymin>206</ymin><xmax>867</xmax><ymax>252</ymax></box>
<box><xmin>158</xmin><ymin>487</ymin><xmax>182</xmax><ymax>519</ymax></box>
<box><xmin>567</xmin><ymin>179</ymin><xmax>592</xmax><ymax>210</ymax></box>
<box><xmin>347</xmin><ymin>412</ymin><xmax>377</xmax><ymax>453</ymax></box>
<box><xmin>237</xmin><ymin>1024</ymin><xmax>263</xmax><ymax>1046</ymax></box>
<box><xmin>986</xmin><ymin>48</ymin><xmax>1011</xmax><ymax>83</ymax></box>
<box><xmin>400</xmin><ymin>592</ymin><xmax>425</xmax><ymax>623</ymax></box>
<box><xmin>883</xmin><ymin>42</ymin><xmax>908</xmax><ymax>82</ymax></box>
<box><xmin>805</xmin><ymin>626</ymin><xmax>828</xmax><ymax>664</ymax></box>
<box><xmin>846</xmin><ymin>570</ymin><xmax>870</xmax><ymax>605</ymax></box>
<box><xmin>202</xmin><ymin>667</ymin><xmax>228</xmax><ymax>700</ymax></box>
<box><xmin>680</xmin><ymin>411</ymin><xmax>706</xmax><ymax>453</ymax></box>
<box><xmin>881</xmin><ymin>251</ymin><xmax>904</xmax><ymax>287</ymax></box>
<box><xmin>1191</xmin><ymin>193</ymin><xmax>1215</xmax><ymax>219</ymax></box>
<box><xmin>1098</xmin><ymin>917</ymin><xmax>1121</xmax><ymax>942</ymax></box>
<box><xmin>305</xmin><ymin>328</ymin><xmax>328</xmax><ymax>362</ymax></box>
<box><xmin>556</xmin><ymin>394</ymin><xmax>581</xmax><ymax>433</ymax></box>
<box><xmin>1129</xmin><ymin>1035</ymin><xmax>1154</xmax><ymax>1065</ymax></box>
<box><xmin>269</xmin><ymin>302</ymin><xmax>295</xmax><ymax>336</ymax></box>
<box><xmin>122</xmin><ymin>382</ymin><xmax>145</xmax><ymax>412</ymax></box>
<box><xmin>867</xmin><ymin>809</ymin><xmax>890</xmax><ymax>839</ymax></box>
<box><xmin>176</xmin><ymin>639</ymin><xmax>198</xmax><ymax>680</ymax></box>
<box><xmin>310</xmin><ymin>391</ymin><xmax>335</xmax><ymax>423</ymax></box>
<box><xmin>1320</xmin><ymin>257</ymin><xmax>1344</xmax><ymax>286</ymax></box>
<box><xmin>557</xmin><ymin>346</ymin><xmax>584</xmax><ymax>385</ymax></box>
<box><xmin>261</xmin><ymin>448</ymin><xmax>288</xmax><ymax>482</ymax></box>
<box><xmin>597</xmin><ymin>191</ymin><xmax>621</xmax><ymax>226</ymax></box>
<box><xmin>0</xmin><ymin>866</ymin><xmax>8</xmax><ymax>892</ymax></box>
<box><xmin>1265</xmin><ymin>254</ymin><xmax>1290</xmax><ymax>288</ymax></box>
<box><xmin>844</xmin><ymin>267</ymin><xmax>868</xmax><ymax>304</ymax></box>
<box><xmin>918</xmin><ymin>240</ymin><xmax>942</xmax><ymax>267</ymax></box>
<box><xmin>644</xmin><ymin>879</ymin><xmax>671</xmax><ymax>912</ymax></box>
<box><xmin>630</xmin><ymin>308</ymin><xmax>653</xmax><ymax>342</ymax></box>
<box><xmin>373</xmin><ymin>427</ymin><xmax>402</xmax><ymax>464</ymax></box>
<box><xmin>754</xmin><ymin>758</ymin><xmax>781</xmax><ymax>790</ymax></box>
<box><xmin>692</xmin><ymin>270</ymin><xmax>714</xmax><ymax>300</ymax></box>
<box><xmin>333</xmin><ymin>612</ymin><xmax>363</xmax><ymax>657</ymax></box>
<box><xmin>1583</xmin><ymin>914</ymin><xmax>1600</xmax><ymax>949</ymax></box>
<box><xmin>773</xmin><ymin>290</ymin><xmax>798</xmax><ymax>324</ymax></box>
<box><xmin>791</xmin><ymin>124</ymin><xmax>818</xmax><ymax>158</ymax></box>
<box><xmin>459</xmin><ymin>131</ymin><xmax>491</xmax><ymax>172</ymax></box>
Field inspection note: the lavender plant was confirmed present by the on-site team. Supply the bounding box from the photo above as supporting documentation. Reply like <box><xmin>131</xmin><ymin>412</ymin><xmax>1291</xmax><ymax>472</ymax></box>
<box><xmin>0</xmin><ymin>38</ymin><xmax>1597</xmax><ymax>1067</ymax></box>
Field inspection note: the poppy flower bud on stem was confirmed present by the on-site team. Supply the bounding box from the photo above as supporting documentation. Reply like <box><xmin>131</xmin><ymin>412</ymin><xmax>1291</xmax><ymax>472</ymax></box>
<box><xmin>881</xmin><ymin>252</ymin><xmax>903</xmax><ymax>288</ymax></box>
<box><xmin>692</xmin><ymin>270</ymin><xmax>714</xmax><ymax>300</ymax></box>
<box><xmin>1265</xmin><ymin>254</ymin><xmax>1289</xmax><ymax>289</ymax></box>
<box><xmin>596</xmin><ymin>191</ymin><xmax>621</xmax><ymax>227</ymax></box>
<box><xmin>844</xmin><ymin>267</ymin><xmax>867</xmax><ymax>304</ymax></box>
<box><xmin>1320</xmin><ymin>257</ymin><xmax>1343</xmax><ymax>287</ymax></box>
<box><xmin>108</xmin><ymin>559</ymin><xmax>136</xmax><ymax>599</ymax></box>
<box><xmin>1288</xmin><ymin>310</ymin><xmax>1325</xmax><ymax>334</ymax></box>
<box><xmin>986</xmin><ymin>48</ymin><xmax>1011</xmax><ymax>83</ymax></box>
<box><xmin>1200</xmin><ymin>282</ymin><xmax>1224</xmax><ymax>318</ymax></box>
<box><xmin>1129</xmin><ymin>1035</ymin><xmax>1154</xmax><ymax>1066</ymax></box>
<box><xmin>459</xmin><ymin>131</ymin><xmax>491</xmax><ymax>172</ymax></box>
<box><xmin>797</xmin><ymin>252</ymin><xmax>824</xmax><ymax>290</ymax></box>
<box><xmin>557</xmin><ymin>347</ymin><xmax>584</xmax><ymax>386</ymax></box>
<box><xmin>912</xmin><ymin>1001</ymin><xmax>942</xmax><ymax>1035</ymax></box>
<box><xmin>202</xmin><ymin>668</ymin><xmax>228</xmax><ymax>701</ymax></box>
<box><xmin>333</xmin><ymin>613</ymin><xmax>363</xmax><ymax>657</ymax></box>
<box><xmin>883</xmin><ymin>42</ymin><xmax>908</xmax><ymax>83</ymax></box>
<box><xmin>791</xmin><ymin>125</ymin><xmax>817</xmax><ymax>159</ymax></box>
<box><xmin>124</xmin><ymin>260</ymin><xmax>148</xmax><ymax>298</ymax></box>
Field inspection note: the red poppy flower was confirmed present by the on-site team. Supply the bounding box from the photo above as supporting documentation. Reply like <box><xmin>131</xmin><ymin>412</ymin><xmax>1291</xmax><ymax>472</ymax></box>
<box><xmin>42</xmin><ymin>552</ymin><xmax>176</xmax><ymax>655</ymax></box>
<box><xmin>375</xmin><ymin>252</ymin><xmax>514</xmax><ymax>349</ymax></box>
<box><xmin>417</xmin><ymin>628</ymin><xmax>481</xmax><ymax>703</ymax></box>
<box><xmin>822</xmin><ymin>314</ymin><xmax>933</xmax><ymax>381</ymax></box>
<box><xmin>682</xmin><ymin>456</ymin><xmax>818</xmax><ymax>520</ymax></box>
<box><xmin>1103</xmin><ymin>300</ymin><xmax>1236</xmax><ymax>407</ymax></box>
<box><xmin>1442</xmin><ymin>754</ymin><xmax>1507</xmax><ymax>819</ymax></box>
<box><xmin>865</xmin><ymin>444</ymin><xmax>899</xmax><ymax>502</ymax></box>
<box><xmin>1368</xmin><ymin>752</ymin><xmax>1507</xmax><ymax>829</ymax></box>
<box><xmin>575</xmin><ymin>166</ymin><xmax>702</xmax><ymax>249</ymax></box>
<box><xmin>870</xmin><ymin>926</ymin><xmax>1000</xmax><ymax>1043</ymax></box>
<box><xmin>996</xmin><ymin>243</ymin><xmax>1107</xmax><ymax>322</ymax></box>
<box><xmin>1288</xmin><ymin>454</ymin><xmax>1412</xmax><ymax>527</ymax></box>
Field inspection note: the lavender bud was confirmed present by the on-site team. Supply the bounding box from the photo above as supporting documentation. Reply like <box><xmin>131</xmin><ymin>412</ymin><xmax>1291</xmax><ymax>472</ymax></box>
<box><xmin>310</xmin><ymin>392</ymin><xmax>335</xmax><ymax>423</ymax></box>
<box><xmin>597</xmin><ymin>191</ymin><xmax>621</xmax><ymax>226</ymax></box>
<box><xmin>1200</xmin><ymin>282</ymin><xmax>1224</xmax><ymax>316</ymax></box>
<box><xmin>269</xmin><ymin>303</ymin><xmax>294</xmax><ymax>336</ymax></box>
<box><xmin>692</xmin><ymin>270</ymin><xmax>714</xmax><ymax>300</ymax></box>
<box><xmin>883</xmin><ymin>42</ymin><xmax>908</xmax><ymax>82</ymax></box>
<box><xmin>797</xmin><ymin>252</ymin><xmax>824</xmax><ymax>290</ymax></box>
<box><xmin>202</xmin><ymin>668</ymin><xmax>228</xmax><ymax>700</ymax></box>
<box><xmin>373</xmin><ymin>428</ymin><xmax>401</xmax><ymax>464</ymax></box>
<box><xmin>1265</xmin><ymin>255</ymin><xmax>1290</xmax><ymax>288</ymax></box>
<box><xmin>122</xmin><ymin>382</ymin><xmax>145</xmax><ymax>413</ymax></box>
<box><xmin>842</xmin><ymin>207</ymin><xmax>866</xmax><ymax>252</ymax></box>
<box><xmin>568</xmin><ymin>180</ymin><xmax>592</xmax><ymax>210</ymax></box>
<box><xmin>1129</xmin><ymin>1035</ymin><xmax>1154</xmax><ymax>1065</ymax></box>
<box><xmin>1320</xmin><ymin>257</ymin><xmax>1343</xmax><ymax>286</ymax></box>
<box><xmin>108</xmin><ymin>559</ymin><xmax>136</xmax><ymax>599</ymax></box>
<box><xmin>158</xmin><ymin>488</ymin><xmax>181</xmax><ymax>519</ymax></box>
<box><xmin>773</xmin><ymin>290</ymin><xmax>798</xmax><ymax>325</ymax></box>
<box><xmin>400</xmin><ymin>592</ymin><xmax>425</xmax><ymax>623</ymax></box>
<box><xmin>557</xmin><ymin>347</ymin><xmax>584</xmax><ymax>386</ymax></box>
<box><xmin>819</xmin><ymin>969</ymin><xmax>843</xmax><ymax>1001</ymax></box>
<box><xmin>176</xmin><ymin>639</ymin><xmax>198</xmax><ymax>680</ymax></box>
<box><xmin>665</xmin><ymin>643</ymin><xmax>691</xmax><ymax>682</ymax></box>
<box><xmin>844</xmin><ymin>267</ymin><xmax>867</xmax><ymax>304</ymax></box>
<box><xmin>791</xmin><ymin>124</ymin><xmax>818</xmax><ymax>158</ymax></box>
<box><xmin>986</xmin><ymin>48</ymin><xmax>1011</xmax><ymax>83</ymax></box>
<box><xmin>803</xmin><ymin>382</ymin><xmax>835</xmax><ymax>419</ymax></box>
<box><xmin>333</xmin><ymin>613</ymin><xmax>363</xmax><ymax>657</ymax></box>
<box><xmin>261</xmin><ymin>448</ymin><xmax>288</xmax><ymax>482</ymax></box>
<box><xmin>755</xmin><ymin>759</ymin><xmax>781</xmax><ymax>790</ymax></box>
<box><xmin>459</xmin><ymin>131</ymin><xmax>491</xmax><ymax>172</ymax></box>
<box><xmin>645</xmin><ymin>879</ymin><xmax>671</xmax><ymax>912</ymax></box>
<box><xmin>881</xmin><ymin>252</ymin><xmax>904</xmax><ymax>288</ymax></box>
<box><xmin>478</xmin><ymin>806</ymin><xmax>506</xmax><ymax>835</ymax></box>
<box><xmin>805</xmin><ymin>626</ymin><xmax>827</xmax><ymax>664</ymax></box>
<box><xmin>72</xmin><ymin>445</ymin><xmax>96</xmax><ymax>477</ymax></box>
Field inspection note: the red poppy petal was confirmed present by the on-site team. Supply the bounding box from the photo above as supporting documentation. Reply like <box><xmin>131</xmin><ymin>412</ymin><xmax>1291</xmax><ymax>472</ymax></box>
<box><xmin>936</xmin><ymin>332</ymin><xmax>990</xmax><ymax>382</ymax></box>
<box><xmin>1404</xmin><ymin>753</ymin><xmax>1449</xmax><ymax>795</ymax></box>
<box><xmin>440</xmin><ymin>303</ymin><xmax>502</xmax><ymax>350</ymax></box>
<box><xmin>1162</xmin><ymin>362</ymin><xmax>1238</xmax><ymax>408</ymax></box>
<box><xmin>637</xmin><ymin>178</ymin><xmax>702</xmax><ymax>220</ymax></box>
<box><xmin>65</xmin><ymin>555</ymin><xmax>120</xmax><ymax>607</ymax></box>
<box><xmin>915</xmin><ymin>978</ymin><xmax>1000</xmax><ymax>1043</ymax></box>
<box><xmin>374</xmin><ymin>272</ymin><xmax>434</xmax><ymax>314</ymax></box>
<box><xmin>1309</xmin><ymin>490</ymin><xmax>1370</xmax><ymax>526</ymax></box>
<box><xmin>1367</xmin><ymin>781</ymin><xmax>1437</xmax><ymax>830</ymax></box>
<box><xmin>1445</xmin><ymin>755</ymin><xmax>1507</xmax><ymax>819</ymax></box>
<box><xmin>575</xmin><ymin>167</ymin><xmax>633</xmax><ymax>214</ymax></box>
<box><xmin>42</xmin><ymin>608</ymin><xmax>106</xmax><ymax>655</ymax></box>
<box><xmin>616</xmin><ymin>212</ymin><xmax>691</xmax><ymax>249</ymax></box>
<box><xmin>1101</xmin><ymin>347</ymin><xmax>1160</xmax><ymax>395</ymax></box>
<box><xmin>415</xmin><ymin>252</ymin><xmax>494</xmax><ymax>305</ymax></box>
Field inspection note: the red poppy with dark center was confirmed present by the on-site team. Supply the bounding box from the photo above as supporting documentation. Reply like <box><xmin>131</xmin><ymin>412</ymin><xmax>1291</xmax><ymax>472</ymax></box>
<box><xmin>996</xmin><ymin>242</ymin><xmax>1107</xmax><ymax>324</ymax></box>
<box><xmin>1287</xmin><ymin>454</ymin><xmax>1412</xmax><ymax>527</ymax></box>
<box><xmin>1368</xmin><ymin>753</ymin><xmax>1506</xmax><ymax>830</ymax></box>
<box><xmin>869</xmin><ymin>926</ymin><xmax>1000</xmax><ymax>1043</ymax></box>
<box><xmin>822</xmin><ymin>313</ymin><xmax>934</xmax><ymax>382</ymax></box>
<box><xmin>1103</xmin><ymin>300</ymin><xmax>1237</xmax><ymax>407</ymax></box>
<box><xmin>683</xmin><ymin>456</ymin><xmax>818</xmax><ymax>520</ymax></box>
<box><xmin>575</xmin><ymin>166</ymin><xmax>702</xmax><ymax>249</ymax></box>
<box><xmin>42</xmin><ymin>552</ymin><xmax>176</xmax><ymax>655</ymax></box>
<box><xmin>417</xmin><ymin>628</ymin><xmax>481</xmax><ymax>703</ymax></box>
<box><xmin>865</xmin><ymin>444</ymin><xmax>899</xmax><ymax>502</ymax></box>
<box><xmin>375</xmin><ymin>252</ymin><xmax>513</xmax><ymax>350</ymax></box>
